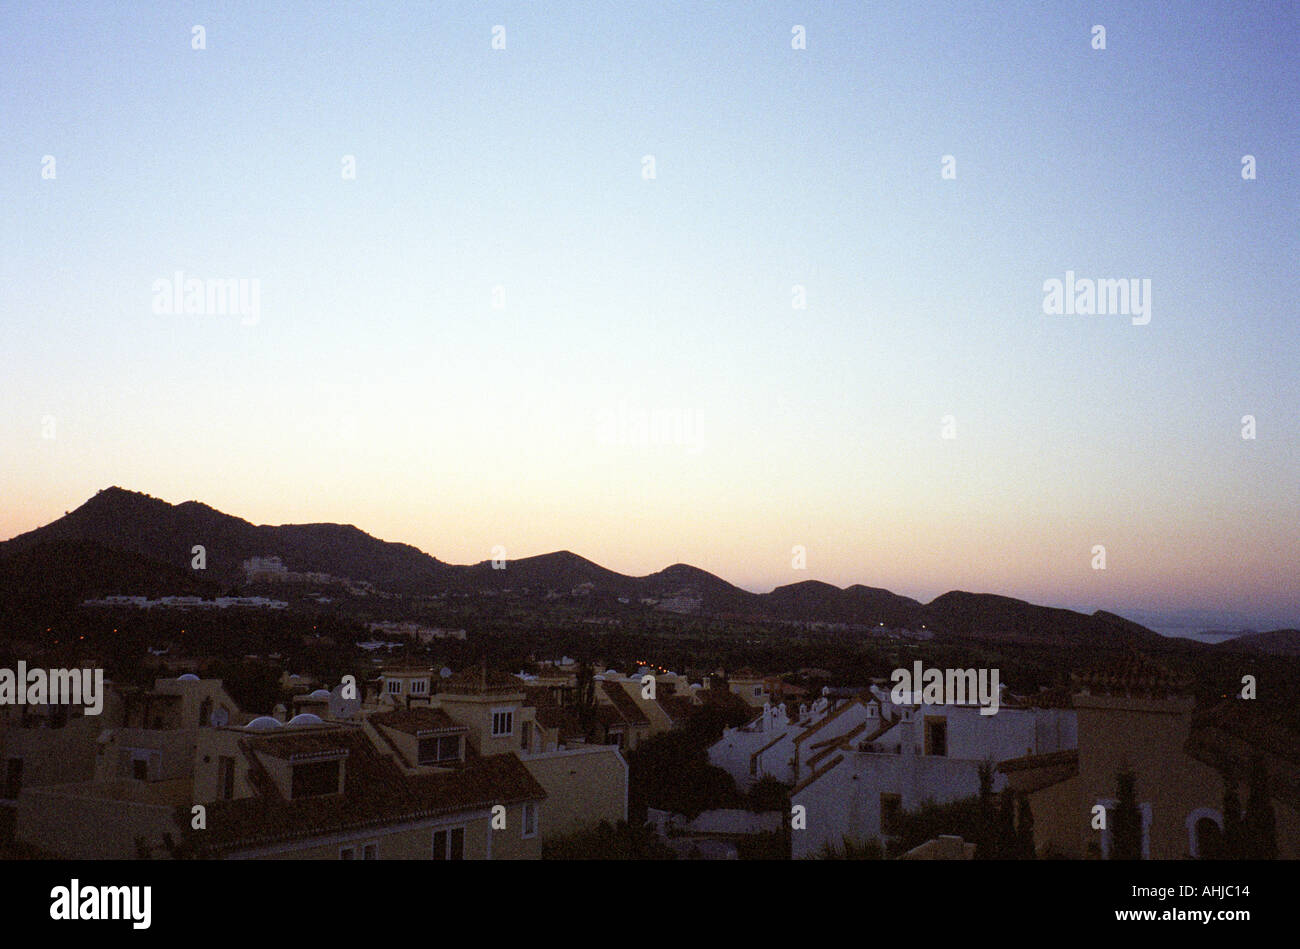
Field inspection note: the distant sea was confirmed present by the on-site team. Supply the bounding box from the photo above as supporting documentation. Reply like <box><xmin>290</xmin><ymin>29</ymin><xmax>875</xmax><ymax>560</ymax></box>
<box><xmin>1150</xmin><ymin>628</ymin><xmax>1246</xmax><ymax>644</ymax></box>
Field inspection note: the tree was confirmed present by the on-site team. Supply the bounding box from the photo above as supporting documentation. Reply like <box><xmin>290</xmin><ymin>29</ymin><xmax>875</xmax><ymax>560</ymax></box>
<box><xmin>541</xmin><ymin>819</ymin><xmax>674</xmax><ymax>860</ymax></box>
<box><xmin>973</xmin><ymin>759</ymin><xmax>997</xmax><ymax>859</ymax></box>
<box><xmin>1243</xmin><ymin>756</ymin><xmax>1278</xmax><ymax>860</ymax></box>
<box><xmin>572</xmin><ymin>660</ymin><xmax>598</xmax><ymax>740</ymax></box>
<box><xmin>1015</xmin><ymin>793</ymin><xmax>1036</xmax><ymax>859</ymax></box>
<box><xmin>1111</xmin><ymin>768</ymin><xmax>1143</xmax><ymax>860</ymax></box>
<box><xmin>1221</xmin><ymin>766</ymin><xmax>1244</xmax><ymax>860</ymax></box>
<box><xmin>747</xmin><ymin>775</ymin><xmax>790</xmax><ymax>813</ymax></box>
<box><xmin>996</xmin><ymin>788</ymin><xmax>1017</xmax><ymax>858</ymax></box>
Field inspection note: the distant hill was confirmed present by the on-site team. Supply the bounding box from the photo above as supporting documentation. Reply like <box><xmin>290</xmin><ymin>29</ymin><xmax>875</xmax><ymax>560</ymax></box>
<box><xmin>0</xmin><ymin>487</ymin><xmax>1160</xmax><ymax>645</ymax></box>
<box><xmin>0</xmin><ymin>487</ymin><xmax>453</xmax><ymax>592</ymax></box>
<box><xmin>763</xmin><ymin>580</ymin><xmax>922</xmax><ymax>627</ymax></box>
<box><xmin>0</xmin><ymin>539</ymin><xmax>219</xmax><ymax>621</ymax></box>
<box><xmin>918</xmin><ymin>593</ymin><xmax>1161</xmax><ymax>646</ymax></box>
<box><xmin>1214</xmin><ymin>629</ymin><xmax>1300</xmax><ymax>656</ymax></box>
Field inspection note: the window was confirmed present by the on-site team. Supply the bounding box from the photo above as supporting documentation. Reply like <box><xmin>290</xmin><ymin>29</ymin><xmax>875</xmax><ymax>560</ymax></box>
<box><xmin>340</xmin><ymin>846</ymin><xmax>355</xmax><ymax>860</ymax></box>
<box><xmin>3</xmin><ymin>758</ymin><xmax>22</xmax><ymax>799</ymax></box>
<box><xmin>132</xmin><ymin>756</ymin><xmax>149</xmax><ymax>781</ymax></box>
<box><xmin>362</xmin><ymin>842</ymin><xmax>378</xmax><ymax>860</ymax></box>
<box><xmin>410</xmin><ymin>680</ymin><xmax>427</xmax><ymax>695</ymax></box>
<box><xmin>753</xmin><ymin>685</ymin><xmax>763</xmax><ymax>697</ymax></box>
<box><xmin>433</xmin><ymin>826</ymin><xmax>466</xmax><ymax>860</ymax></box>
<box><xmin>881</xmin><ymin>793</ymin><xmax>903</xmax><ymax>835</ymax></box>
<box><xmin>417</xmin><ymin>735</ymin><xmax>460</xmax><ymax>765</ymax></box>
<box><xmin>217</xmin><ymin>756</ymin><xmax>235</xmax><ymax>800</ymax></box>
<box><xmin>924</xmin><ymin>717</ymin><xmax>947</xmax><ymax>757</ymax></box>
<box><xmin>491</xmin><ymin>709</ymin><xmax>514</xmax><ymax>737</ymax></box>
<box><xmin>291</xmin><ymin>759</ymin><xmax>341</xmax><ymax>798</ymax></box>
<box><xmin>522</xmin><ymin>802</ymin><xmax>538</xmax><ymax>839</ymax></box>
<box><xmin>521</xmin><ymin>721</ymin><xmax>532</xmax><ymax>751</ymax></box>
<box><xmin>387</xmin><ymin>680</ymin><xmax>402</xmax><ymax>694</ymax></box>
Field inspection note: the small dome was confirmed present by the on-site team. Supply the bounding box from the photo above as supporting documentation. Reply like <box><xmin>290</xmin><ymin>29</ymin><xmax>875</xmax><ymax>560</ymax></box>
<box><xmin>287</xmin><ymin>713</ymin><xmax>324</xmax><ymax>727</ymax></box>
<box><xmin>308</xmin><ymin>689</ymin><xmax>331</xmax><ymax>700</ymax></box>
<box><xmin>246</xmin><ymin>716</ymin><xmax>282</xmax><ymax>730</ymax></box>
<box><xmin>177</xmin><ymin>674</ymin><xmax>200</xmax><ymax>682</ymax></box>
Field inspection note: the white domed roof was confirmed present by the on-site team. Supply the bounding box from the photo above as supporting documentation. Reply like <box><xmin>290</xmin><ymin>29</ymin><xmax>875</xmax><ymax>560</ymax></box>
<box><xmin>308</xmin><ymin>689</ymin><xmax>331</xmax><ymax>700</ymax></box>
<box><xmin>287</xmin><ymin>713</ymin><xmax>324</xmax><ymax>727</ymax></box>
<box><xmin>177</xmin><ymin>673</ymin><xmax>200</xmax><ymax>682</ymax></box>
<box><xmin>246</xmin><ymin>716</ymin><xmax>282</xmax><ymax>730</ymax></box>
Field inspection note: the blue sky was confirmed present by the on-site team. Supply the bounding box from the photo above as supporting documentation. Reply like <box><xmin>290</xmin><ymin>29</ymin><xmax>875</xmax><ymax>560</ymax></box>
<box><xmin>2</xmin><ymin>2</ymin><xmax>1297</xmax><ymax>628</ymax></box>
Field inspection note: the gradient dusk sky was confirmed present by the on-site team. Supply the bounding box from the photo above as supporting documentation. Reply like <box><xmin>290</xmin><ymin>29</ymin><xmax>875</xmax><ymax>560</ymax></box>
<box><xmin>2</xmin><ymin>2</ymin><xmax>1297</xmax><ymax>628</ymax></box>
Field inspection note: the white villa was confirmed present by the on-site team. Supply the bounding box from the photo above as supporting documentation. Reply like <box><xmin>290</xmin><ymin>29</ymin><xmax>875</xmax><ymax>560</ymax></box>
<box><xmin>708</xmin><ymin>683</ymin><xmax>1077</xmax><ymax>858</ymax></box>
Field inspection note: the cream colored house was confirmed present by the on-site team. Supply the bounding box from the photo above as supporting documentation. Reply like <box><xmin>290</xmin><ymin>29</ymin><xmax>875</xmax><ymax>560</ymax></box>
<box><xmin>1002</xmin><ymin>657</ymin><xmax>1300</xmax><ymax>860</ymax></box>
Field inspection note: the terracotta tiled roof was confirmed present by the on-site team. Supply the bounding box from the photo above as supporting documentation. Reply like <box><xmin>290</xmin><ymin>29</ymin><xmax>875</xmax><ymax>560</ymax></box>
<box><xmin>524</xmin><ymin>686</ymin><xmax>559</xmax><ymax>707</ymax></box>
<box><xmin>1071</xmin><ymin>652</ymin><xmax>1193</xmax><ymax>698</ymax></box>
<box><xmin>191</xmin><ymin>730</ymin><xmax>544</xmax><ymax>856</ymax></box>
<box><xmin>246</xmin><ymin>728</ymin><xmax>352</xmax><ymax>761</ymax></box>
<box><xmin>440</xmin><ymin>665</ymin><xmax>524</xmax><ymax>696</ymax></box>
<box><xmin>599</xmin><ymin>681</ymin><xmax>650</xmax><ymax>725</ymax></box>
<box><xmin>999</xmin><ymin>749</ymin><xmax>1079</xmax><ymax>773</ymax></box>
<box><xmin>997</xmin><ymin>749</ymin><xmax>1079</xmax><ymax>795</ymax></box>
<box><xmin>1004</xmin><ymin>686</ymin><xmax>1075</xmax><ymax>710</ymax></box>
<box><xmin>371</xmin><ymin>707</ymin><xmax>466</xmax><ymax>737</ymax></box>
<box><xmin>1185</xmin><ymin>700</ymin><xmax>1300</xmax><ymax>811</ymax></box>
<box><xmin>657</xmin><ymin>695</ymin><xmax>697</xmax><ymax>725</ymax></box>
<box><xmin>533</xmin><ymin>705</ymin><xmax>585</xmax><ymax>740</ymax></box>
<box><xmin>698</xmin><ymin>687</ymin><xmax>750</xmax><ymax>714</ymax></box>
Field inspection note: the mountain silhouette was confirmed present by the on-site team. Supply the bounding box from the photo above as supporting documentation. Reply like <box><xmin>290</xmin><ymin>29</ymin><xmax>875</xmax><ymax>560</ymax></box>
<box><xmin>0</xmin><ymin>487</ymin><xmax>1159</xmax><ymax>644</ymax></box>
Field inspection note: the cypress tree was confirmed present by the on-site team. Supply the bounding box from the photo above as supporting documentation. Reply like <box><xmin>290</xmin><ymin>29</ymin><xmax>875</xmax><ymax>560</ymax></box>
<box><xmin>1112</xmin><ymin>768</ymin><xmax>1143</xmax><ymax>860</ymax></box>
<box><xmin>974</xmin><ymin>759</ymin><xmax>996</xmax><ymax>859</ymax></box>
<box><xmin>1221</xmin><ymin>766</ymin><xmax>1244</xmax><ymax>860</ymax></box>
<box><xmin>1015</xmin><ymin>792</ymin><xmax>1036</xmax><ymax>859</ymax></box>
<box><xmin>997</xmin><ymin>788</ymin><xmax>1016</xmax><ymax>858</ymax></box>
<box><xmin>1244</xmin><ymin>756</ymin><xmax>1278</xmax><ymax>860</ymax></box>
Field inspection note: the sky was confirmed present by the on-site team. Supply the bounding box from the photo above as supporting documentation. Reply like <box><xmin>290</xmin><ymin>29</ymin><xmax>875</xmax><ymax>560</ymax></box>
<box><xmin>2</xmin><ymin>2</ymin><xmax>1297</xmax><ymax>629</ymax></box>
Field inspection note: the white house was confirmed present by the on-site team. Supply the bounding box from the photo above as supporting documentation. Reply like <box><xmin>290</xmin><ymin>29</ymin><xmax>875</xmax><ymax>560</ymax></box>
<box><xmin>790</xmin><ymin>686</ymin><xmax>1076</xmax><ymax>859</ymax></box>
